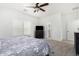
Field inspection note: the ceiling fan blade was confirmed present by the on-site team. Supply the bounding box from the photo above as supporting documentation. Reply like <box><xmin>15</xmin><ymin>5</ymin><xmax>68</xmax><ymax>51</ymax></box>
<box><xmin>39</xmin><ymin>7</ymin><xmax>45</xmax><ymax>12</ymax></box>
<box><xmin>39</xmin><ymin>3</ymin><xmax>49</xmax><ymax>7</ymax></box>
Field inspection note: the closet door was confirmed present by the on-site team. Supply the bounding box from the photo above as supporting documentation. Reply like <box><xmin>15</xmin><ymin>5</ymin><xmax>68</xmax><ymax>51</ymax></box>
<box><xmin>12</xmin><ymin>19</ymin><xmax>24</xmax><ymax>36</ymax></box>
<box><xmin>67</xmin><ymin>22</ymin><xmax>74</xmax><ymax>41</ymax></box>
<box><xmin>24</xmin><ymin>21</ymin><xmax>32</xmax><ymax>37</ymax></box>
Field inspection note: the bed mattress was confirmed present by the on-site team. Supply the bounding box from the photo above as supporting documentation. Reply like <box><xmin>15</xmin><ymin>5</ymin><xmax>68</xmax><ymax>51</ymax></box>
<box><xmin>0</xmin><ymin>36</ymin><xmax>50</xmax><ymax>56</ymax></box>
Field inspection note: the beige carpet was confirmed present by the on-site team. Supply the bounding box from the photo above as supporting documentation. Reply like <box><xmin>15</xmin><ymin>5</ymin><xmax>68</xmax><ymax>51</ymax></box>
<box><xmin>47</xmin><ymin>40</ymin><xmax>76</xmax><ymax>56</ymax></box>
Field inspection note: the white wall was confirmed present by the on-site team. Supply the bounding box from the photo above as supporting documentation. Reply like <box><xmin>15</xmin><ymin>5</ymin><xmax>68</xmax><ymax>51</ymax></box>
<box><xmin>0</xmin><ymin>8</ymin><xmax>13</xmax><ymax>37</ymax></box>
<box><xmin>0</xmin><ymin>6</ymin><xmax>76</xmax><ymax>41</ymax></box>
<box><xmin>0</xmin><ymin>6</ymin><xmax>38</xmax><ymax>37</ymax></box>
<box><xmin>60</xmin><ymin>13</ymin><xmax>75</xmax><ymax>41</ymax></box>
<box><xmin>39</xmin><ymin>11</ymin><xmax>79</xmax><ymax>41</ymax></box>
<box><xmin>39</xmin><ymin>13</ymin><xmax>63</xmax><ymax>41</ymax></box>
<box><xmin>1</xmin><ymin>3</ymin><xmax>79</xmax><ymax>41</ymax></box>
<box><xmin>60</xmin><ymin>10</ymin><xmax>79</xmax><ymax>41</ymax></box>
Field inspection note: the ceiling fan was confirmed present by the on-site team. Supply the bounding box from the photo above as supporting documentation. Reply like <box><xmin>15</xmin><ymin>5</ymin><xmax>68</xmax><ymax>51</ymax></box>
<box><xmin>25</xmin><ymin>3</ymin><xmax>49</xmax><ymax>13</ymax></box>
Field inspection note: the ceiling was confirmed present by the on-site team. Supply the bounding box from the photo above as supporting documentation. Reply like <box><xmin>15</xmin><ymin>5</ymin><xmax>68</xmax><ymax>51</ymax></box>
<box><xmin>0</xmin><ymin>3</ymin><xmax>79</xmax><ymax>18</ymax></box>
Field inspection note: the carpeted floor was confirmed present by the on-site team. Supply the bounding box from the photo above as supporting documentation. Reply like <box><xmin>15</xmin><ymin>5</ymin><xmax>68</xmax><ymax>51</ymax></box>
<box><xmin>47</xmin><ymin>40</ymin><xmax>76</xmax><ymax>56</ymax></box>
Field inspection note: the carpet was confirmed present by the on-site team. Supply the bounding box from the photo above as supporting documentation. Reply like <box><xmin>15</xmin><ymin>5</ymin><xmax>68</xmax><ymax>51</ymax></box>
<box><xmin>47</xmin><ymin>40</ymin><xmax>76</xmax><ymax>56</ymax></box>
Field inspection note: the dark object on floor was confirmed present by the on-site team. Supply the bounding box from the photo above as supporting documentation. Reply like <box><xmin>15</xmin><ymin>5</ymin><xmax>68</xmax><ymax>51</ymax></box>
<box><xmin>46</xmin><ymin>54</ymin><xmax>49</xmax><ymax>56</ymax></box>
<box><xmin>74</xmin><ymin>33</ymin><xmax>79</xmax><ymax>55</ymax></box>
<box><xmin>35</xmin><ymin>26</ymin><xmax>44</xmax><ymax>39</ymax></box>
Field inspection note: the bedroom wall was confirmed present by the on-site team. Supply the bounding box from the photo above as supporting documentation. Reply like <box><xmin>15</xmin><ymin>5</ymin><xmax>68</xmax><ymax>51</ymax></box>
<box><xmin>0</xmin><ymin>6</ymin><xmax>38</xmax><ymax>37</ymax></box>
<box><xmin>12</xmin><ymin>11</ymin><xmax>37</xmax><ymax>37</ymax></box>
<box><xmin>39</xmin><ymin>13</ymin><xmax>63</xmax><ymax>41</ymax></box>
<box><xmin>0</xmin><ymin>3</ymin><xmax>79</xmax><ymax>41</ymax></box>
<box><xmin>39</xmin><ymin>12</ymin><xmax>77</xmax><ymax>41</ymax></box>
<box><xmin>63</xmin><ymin>10</ymin><xmax>79</xmax><ymax>41</ymax></box>
<box><xmin>60</xmin><ymin>13</ymin><xmax>75</xmax><ymax>41</ymax></box>
<box><xmin>0</xmin><ymin>7</ymin><xmax>13</xmax><ymax>37</ymax></box>
<box><xmin>57</xmin><ymin>10</ymin><xmax>79</xmax><ymax>41</ymax></box>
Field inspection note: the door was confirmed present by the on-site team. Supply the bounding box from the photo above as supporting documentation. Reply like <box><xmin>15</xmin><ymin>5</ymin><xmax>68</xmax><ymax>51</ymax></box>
<box><xmin>67</xmin><ymin>22</ymin><xmax>75</xmax><ymax>41</ymax></box>
<box><xmin>24</xmin><ymin>21</ymin><xmax>32</xmax><ymax>36</ymax></box>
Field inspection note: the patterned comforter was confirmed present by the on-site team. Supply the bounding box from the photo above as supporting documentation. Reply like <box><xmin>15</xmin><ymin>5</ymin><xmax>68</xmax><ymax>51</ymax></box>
<box><xmin>0</xmin><ymin>36</ymin><xmax>50</xmax><ymax>56</ymax></box>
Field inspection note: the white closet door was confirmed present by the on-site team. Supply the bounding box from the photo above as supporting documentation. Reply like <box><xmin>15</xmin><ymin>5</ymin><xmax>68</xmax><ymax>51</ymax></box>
<box><xmin>12</xmin><ymin>19</ymin><xmax>24</xmax><ymax>36</ymax></box>
<box><xmin>24</xmin><ymin>21</ymin><xmax>32</xmax><ymax>36</ymax></box>
<box><xmin>67</xmin><ymin>20</ymin><xmax>79</xmax><ymax>41</ymax></box>
<box><xmin>67</xmin><ymin>23</ymin><xmax>74</xmax><ymax>41</ymax></box>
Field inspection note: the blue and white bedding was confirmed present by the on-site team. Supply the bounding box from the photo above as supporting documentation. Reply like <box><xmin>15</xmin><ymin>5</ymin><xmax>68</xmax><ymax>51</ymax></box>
<box><xmin>0</xmin><ymin>36</ymin><xmax>50</xmax><ymax>56</ymax></box>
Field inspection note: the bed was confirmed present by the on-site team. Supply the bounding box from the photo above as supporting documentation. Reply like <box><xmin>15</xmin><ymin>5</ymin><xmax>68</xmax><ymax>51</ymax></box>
<box><xmin>0</xmin><ymin>36</ymin><xmax>50</xmax><ymax>56</ymax></box>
